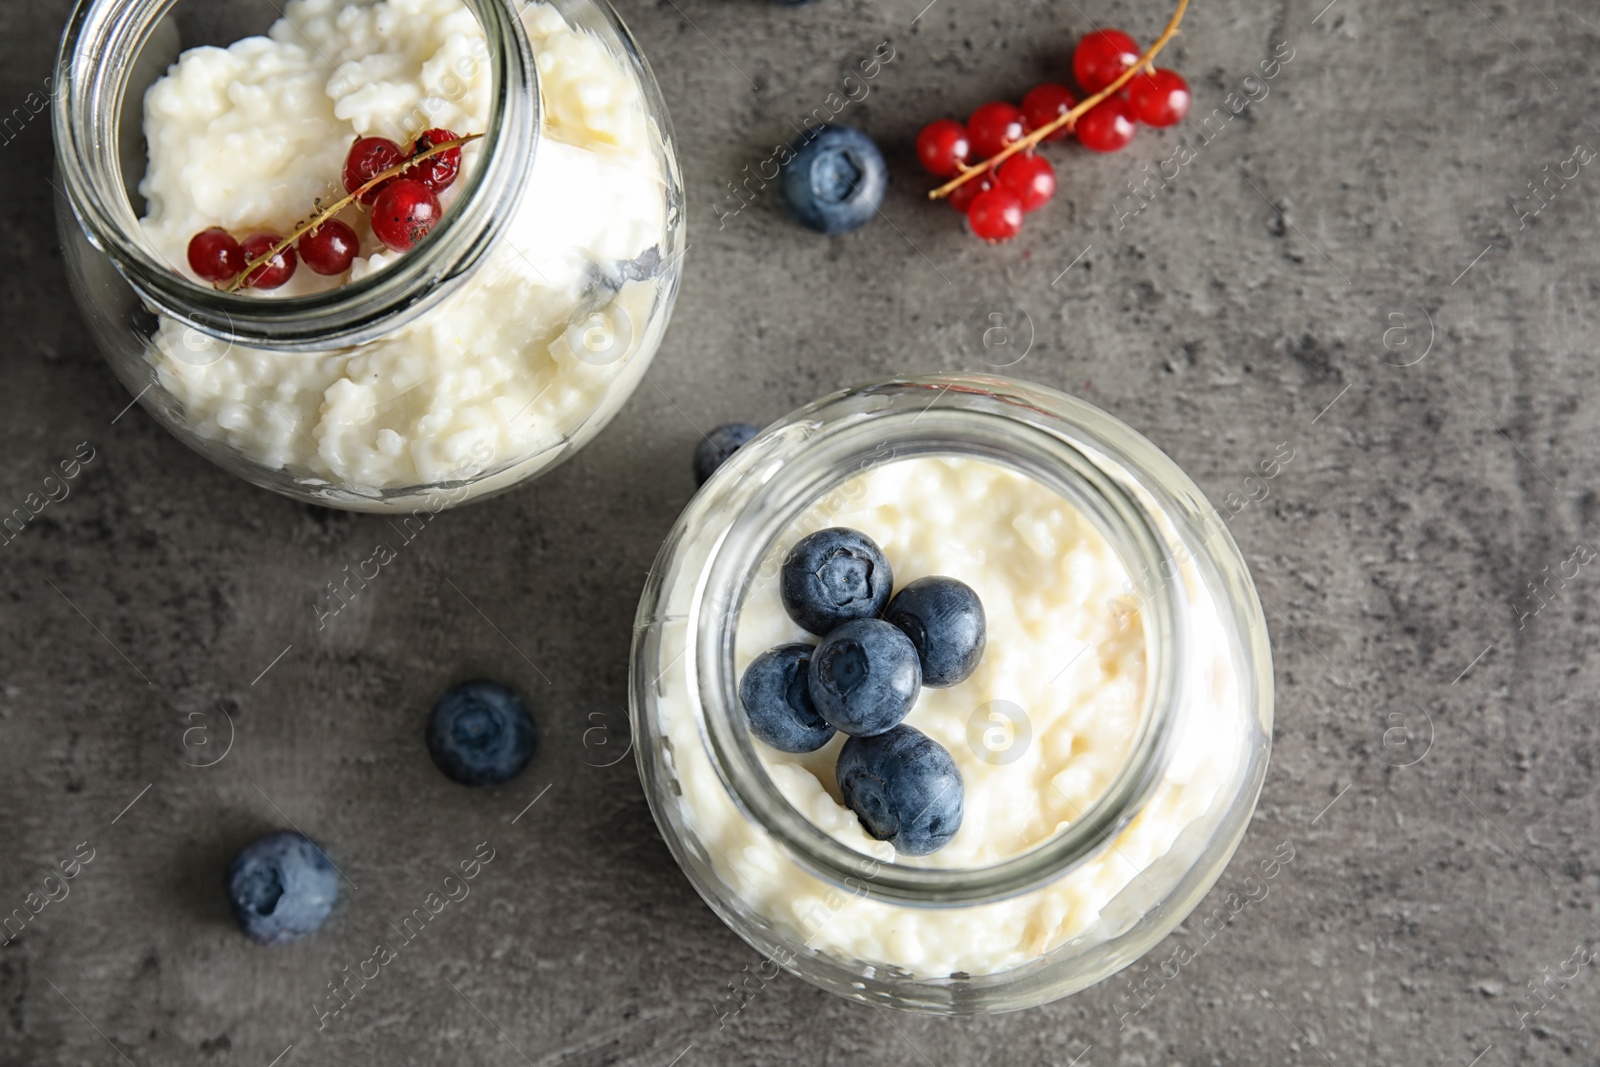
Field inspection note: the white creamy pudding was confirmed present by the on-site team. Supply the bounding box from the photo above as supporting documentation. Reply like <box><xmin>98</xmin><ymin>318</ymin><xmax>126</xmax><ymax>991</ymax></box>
<box><xmin>655</xmin><ymin>455</ymin><xmax>1241</xmax><ymax>978</ymax></box>
<box><xmin>137</xmin><ymin>0</ymin><xmax>669</xmax><ymax>498</ymax></box>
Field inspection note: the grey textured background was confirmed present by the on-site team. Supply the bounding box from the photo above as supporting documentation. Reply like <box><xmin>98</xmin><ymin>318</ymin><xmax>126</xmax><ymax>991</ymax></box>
<box><xmin>3</xmin><ymin>0</ymin><xmax>1597</xmax><ymax>1063</ymax></box>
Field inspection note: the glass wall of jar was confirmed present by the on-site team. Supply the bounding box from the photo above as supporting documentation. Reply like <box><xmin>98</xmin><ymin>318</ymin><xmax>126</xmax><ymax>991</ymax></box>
<box><xmin>630</xmin><ymin>374</ymin><xmax>1274</xmax><ymax>1013</ymax></box>
<box><xmin>54</xmin><ymin>0</ymin><xmax>683</xmax><ymax>510</ymax></box>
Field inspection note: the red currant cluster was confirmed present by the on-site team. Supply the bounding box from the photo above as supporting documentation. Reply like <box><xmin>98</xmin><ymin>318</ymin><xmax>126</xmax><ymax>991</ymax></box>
<box><xmin>185</xmin><ymin>127</ymin><xmax>464</xmax><ymax>291</ymax></box>
<box><xmin>916</xmin><ymin>27</ymin><xmax>1191</xmax><ymax>242</ymax></box>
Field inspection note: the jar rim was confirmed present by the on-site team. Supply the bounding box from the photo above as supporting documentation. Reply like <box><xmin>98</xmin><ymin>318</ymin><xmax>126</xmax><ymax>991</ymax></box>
<box><xmin>680</xmin><ymin>374</ymin><xmax>1191</xmax><ymax>907</ymax></box>
<box><xmin>51</xmin><ymin>0</ymin><xmax>540</xmax><ymax>350</ymax></box>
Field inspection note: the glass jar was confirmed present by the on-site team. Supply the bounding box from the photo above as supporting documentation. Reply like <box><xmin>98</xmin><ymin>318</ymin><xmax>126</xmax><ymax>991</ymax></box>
<box><xmin>53</xmin><ymin>0</ymin><xmax>683</xmax><ymax>510</ymax></box>
<box><xmin>630</xmin><ymin>374</ymin><xmax>1274</xmax><ymax>1013</ymax></box>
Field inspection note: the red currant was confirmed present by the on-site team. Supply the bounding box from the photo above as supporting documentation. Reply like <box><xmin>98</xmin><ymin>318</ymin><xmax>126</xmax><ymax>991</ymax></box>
<box><xmin>916</xmin><ymin>119</ymin><xmax>971</xmax><ymax>178</ymax></box>
<box><xmin>1076</xmin><ymin>97</ymin><xmax>1137</xmax><ymax>153</ymax></box>
<box><xmin>370</xmin><ymin>179</ymin><xmax>442</xmax><ymax>252</ymax></box>
<box><xmin>997</xmin><ymin>153</ymin><xmax>1056</xmax><ymax>212</ymax></box>
<box><xmin>1021</xmin><ymin>83</ymin><xmax>1078</xmax><ymax>141</ymax></box>
<box><xmin>187</xmin><ymin>227</ymin><xmax>244</xmax><ymax>283</ymax></box>
<box><xmin>1128</xmin><ymin>68</ymin><xmax>1191</xmax><ymax>127</ymax></box>
<box><xmin>407</xmin><ymin>128</ymin><xmax>462</xmax><ymax>192</ymax></box>
<box><xmin>297</xmin><ymin>219</ymin><xmax>360</xmax><ymax>275</ymax></box>
<box><xmin>967</xmin><ymin>187</ymin><xmax>1024</xmax><ymax>242</ymax></box>
<box><xmin>947</xmin><ymin>169</ymin><xmax>996</xmax><ymax>214</ymax></box>
<box><xmin>343</xmin><ymin>136</ymin><xmax>407</xmax><ymax>205</ymax></box>
<box><xmin>1073</xmin><ymin>29</ymin><xmax>1141</xmax><ymax>93</ymax></box>
<box><xmin>967</xmin><ymin>101</ymin><xmax>1026</xmax><ymax>160</ymax></box>
<box><xmin>239</xmin><ymin>234</ymin><xmax>297</xmax><ymax>289</ymax></box>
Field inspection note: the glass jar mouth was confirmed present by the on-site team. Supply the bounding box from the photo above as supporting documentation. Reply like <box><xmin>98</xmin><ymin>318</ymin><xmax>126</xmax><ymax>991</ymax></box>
<box><xmin>688</xmin><ymin>375</ymin><xmax>1189</xmax><ymax>907</ymax></box>
<box><xmin>51</xmin><ymin>0</ymin><xmax>540</xmax><ymax>350</ymax></box>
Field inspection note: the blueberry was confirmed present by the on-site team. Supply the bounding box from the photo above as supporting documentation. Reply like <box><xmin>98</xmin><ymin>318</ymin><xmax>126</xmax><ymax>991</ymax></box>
<box><xmin>693</xmin><ymin>422</ymin><xmax>760</xmax><ymax>486</ymax></box>
<box><xmin>739</xmin><ymin>643</ymin><xmax>835</xmax><ymax>752</ymax></box>
<box><xmin>836</xmin><ymin>725</ymin><xmax>964</xmax><ymax>856</ymax></box>
<box><xmin>226</xmin><ymin>831</ymin><xmax>339</xmax><ymax>945</ymax></box>
<box><xmin>884</xmin><ymin>576</ymin><xmax>987</xmax><ymax>688</ymax></box>
<box><xmin>426</xmin><ymin>680</ymin><xmax>537</xmax><ymax>786</ymax></box>
<box><xmin>779</xmin><ymin>125</ymin><xmax>887</xmax><ymax>235</ymax></box>
<box><xmin>808</xmin><ymin>618</ymin><xmax>920</xmax><ymax>736</ymax></box>
<box><xmin>780</xmin><ymin>527</ymin><xmax>894</xmax><ymax>635</ymax></box>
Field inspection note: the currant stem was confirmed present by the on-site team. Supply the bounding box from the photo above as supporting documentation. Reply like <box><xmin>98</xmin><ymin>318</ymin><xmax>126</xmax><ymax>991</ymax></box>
<box><xmin>928</xmin><ymin>0</ymin><xmax>1190</xmax><ymax>201</ymax></box>
<box><xmin>221</xmin><ymin>132</ymin><xmax>483</xmax><ymax>293</ymax></box>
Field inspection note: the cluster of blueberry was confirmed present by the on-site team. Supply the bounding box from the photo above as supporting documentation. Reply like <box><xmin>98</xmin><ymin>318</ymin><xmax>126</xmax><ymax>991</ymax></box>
<box><xmin>184</xmin><ymin>127</ymin><xmax>467</xmax><ymax>290</ymax></box>
<box><xmin>917</xmin><ymin>29</ymin><xmax>1192</xmax><ymax>242</ymax></box>
<box><xmin>225</xmin><ymin>679</ymin><xmax>535</xmax><ymax>944</ymax></box>
<box><xmin>741</xmin><ymin>527</ymin><xmax>986</xmax><ymax>856</ymax></box>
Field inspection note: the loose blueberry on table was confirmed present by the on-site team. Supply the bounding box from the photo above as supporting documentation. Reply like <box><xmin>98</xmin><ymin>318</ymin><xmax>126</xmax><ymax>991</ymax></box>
<box><xmin>427</xmin><ymin>679</ymin><xmax>538</xmax><ymax>786</ymax></box>
<box><xmin>780</xmin><ymin>527</ymin><xmax>895</xmax><ymax>636</ymax></box>
<box><xmin>808</xmin><ymin>618</ymin><xmax>923</xmax><ymax>737</ymax></box>
<box><xmin>779</xmin><ymin>125</ymin><xmax>887</xmax><ymax>235</ymax></box>
<box><xmin>693</xmin><ymin>421</ymin><xmax>760</xmax><ymax>486</ymax></box>
<box><xmin>836</xmin><ymin>725</ymin><xmax>965</xmax><ymax>856</ymax></box>
<box><xmin>918</xmin><ymin>2</ymin><xmax>1192</xmax><ymax>242</ymax></box>
<box><xmin>226</xmin><ymin>831</ymin><xmax>339</xmax><ymax>945</ymax></box>
<box><xmin>740</xmin><ymin>643</ymin><xmax>836</xmax><ymax>753</ymax></box>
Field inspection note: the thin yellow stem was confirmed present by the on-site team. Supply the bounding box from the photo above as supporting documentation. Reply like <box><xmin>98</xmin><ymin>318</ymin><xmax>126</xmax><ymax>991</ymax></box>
<box><xmin>221</xmin><ymin>132</ymin><xmax>483</xmax><ymax>292</ymax></box>
<box><xmin>929</xmin><ymin>0</ymin><xmax>1190</xmax><ymax>200</ymax></box>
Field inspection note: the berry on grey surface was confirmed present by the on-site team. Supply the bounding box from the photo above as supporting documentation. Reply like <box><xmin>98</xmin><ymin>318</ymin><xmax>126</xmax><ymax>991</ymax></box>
<box><xmin>884</xmin><ymin>576</ymin><xmax>986</xmax><ymax>687</ymax></box>
<box><xmin>739</xmin><ymin>643</ymin><xmax>835</xmax><ymax>753</ymax></box>
<box><xmin>779</xmin><ymin>125</ymin><xmax>887</xmax><ymax>234</ymax></box>
<box><xmin>808</xmin><ymin>618</ymin><xmax>921</xmax><ymax>737</ymax></box>
<box><xmin>693</xmin><ymin>422</ymin><xmax>760</xmax><ymax>486</ymax></box>
<box><xmin>226</xmin><ymin>831</ymin><xmax>339</xmax><ymax>945</ymax></box>
<box><xmin>427</xmin><ymin>679</ymin><xmax>537</xmax><ymax>786</ymax></box>
<box><xmin>780</xmin><ymin>527</ymin><xmax>894</xmax><ymax>635</ymax></box>
<box><xmin>836</xmin><ymin>725</ymin><xmax>964</xmax><ymax>856</ymax></box>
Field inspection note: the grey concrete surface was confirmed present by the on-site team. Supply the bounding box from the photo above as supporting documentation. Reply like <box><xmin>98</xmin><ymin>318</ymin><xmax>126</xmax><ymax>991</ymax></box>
<box><xmin>3</xmin><ymin>0</ymin><xmax>1598</xmax><ymax>1063</ymax></box>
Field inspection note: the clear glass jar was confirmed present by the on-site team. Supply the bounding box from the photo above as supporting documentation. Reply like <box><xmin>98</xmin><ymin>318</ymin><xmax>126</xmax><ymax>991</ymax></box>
<box><xmin>629</xmin><ymin>374</ymin><xmax>1274</xmax><ymax>1013</ymax></box>
<box><xmin>53</xmin><ymin>0</ymin><xmax>683</xmax><ymax>510</ymax></box>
